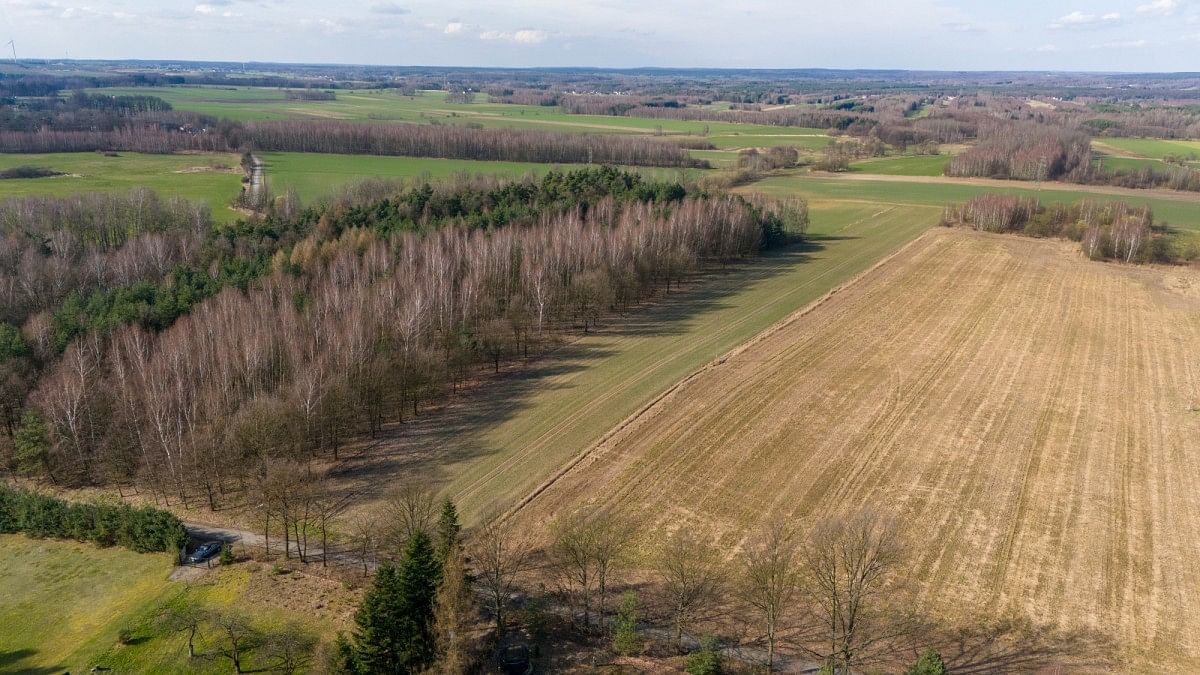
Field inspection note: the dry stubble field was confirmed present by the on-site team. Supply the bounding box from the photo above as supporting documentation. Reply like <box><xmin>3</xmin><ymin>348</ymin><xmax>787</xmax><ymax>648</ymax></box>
<box><xmin>513</xmin><ymin>227</ymin><xmax>1200</xmax><ymax>670</ymax></box>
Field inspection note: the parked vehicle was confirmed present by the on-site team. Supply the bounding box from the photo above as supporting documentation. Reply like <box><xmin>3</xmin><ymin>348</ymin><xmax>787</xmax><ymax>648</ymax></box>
<box><xmin>184</xmin><ymin>541</ymin><xmax>222</xmax><ymax>564</ymax></box>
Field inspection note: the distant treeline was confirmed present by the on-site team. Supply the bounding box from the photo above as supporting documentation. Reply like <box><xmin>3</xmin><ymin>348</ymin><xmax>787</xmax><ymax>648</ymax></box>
<box><xmin>0</xmin><ymin>484</ymin><xmax>186</xmax><ymax>553</ymax></box>
<box><xmin>284</xmin><ymin>90</ymin><xmax>336</xmax><ymax>101</ymax></box>
<box><xmin>239</xmin><ymin>120</ymin><xmax>708</xmax><ymax>167</ymax></box>
<box><xmin>941</xmin><ymin>194</ymin><xmax>1175</xmax><ymax>263</ymax></box>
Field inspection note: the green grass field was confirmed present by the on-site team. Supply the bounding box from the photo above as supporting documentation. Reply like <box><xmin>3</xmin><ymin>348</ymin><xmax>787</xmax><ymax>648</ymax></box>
<box><xmin>0</xmin><ymin>534</ymin><xmax>350</xmax><ymax>673</ymax></box>
<box><xmin>0</xmin><ymin>534</ymin><xmax>175</xmax><ymax>672</ymax></box>
<box><xmin>752</xmin><ymin>174</ymin><xmax>1200</xmax><ymax>235</ymax></box>
<box><xmin>1094</xmin><ymin>137</ymin><xmax>1200</xmax><ymax>161</ymax></box>
<box><xmin>91</xmin><ymin>86</ymin><xmax>834</xmax><ymax>146</ymax></box>
<box><xmin>345</xmin><ymin>197</ymin><xmax>939</xmax><ymax>521</ymax></box>
<box><xmin>0</xmin><ymin>152</ymin><xmax>245</xmax><ymax>222</ymax></box>
<box><xmin>850</xmin><ymin>154</ymin><xmax>950</xmax><ymax>176</ymax></box>
<box><xmin>262</xmin><ymin>152</ymin><xmax>708</xmax><ymax>203</ymax></box>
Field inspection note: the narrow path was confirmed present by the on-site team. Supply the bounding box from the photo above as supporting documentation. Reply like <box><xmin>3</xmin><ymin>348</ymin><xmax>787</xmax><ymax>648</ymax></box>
<box><xmin>248</xmin><ymin>153</ymin><xmax>264</xmax><ymax>206</ymax></box>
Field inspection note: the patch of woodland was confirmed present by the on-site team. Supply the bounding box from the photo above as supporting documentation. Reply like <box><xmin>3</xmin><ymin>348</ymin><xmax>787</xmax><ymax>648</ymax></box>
<box><xmin>940</xmin><ymin>193</ymin><xmax>1184</xmax><ymax>264</ymax></box>
<box><xmin>0</xmin><ymin>167</ymin><xmax>806</xmax><ymax>512</ymax></box>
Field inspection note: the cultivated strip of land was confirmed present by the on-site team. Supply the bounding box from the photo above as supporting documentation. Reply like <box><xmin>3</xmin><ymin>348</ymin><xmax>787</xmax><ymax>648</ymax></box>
<box><xmin>511</xmin><ymin>228</ymin><xmax>1200</xmax><ymax>671</ymax></box>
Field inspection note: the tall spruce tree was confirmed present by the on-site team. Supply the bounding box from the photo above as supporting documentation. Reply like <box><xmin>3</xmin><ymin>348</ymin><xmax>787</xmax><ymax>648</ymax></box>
<box><xmin>435</xmin><ymin>497</ymin><xmax>461</xmax><ymax>563</ymax></box>
<box><xmin>343</xmin><ymin>531</ymin><xmax>443</xmax><ymax>673</ymax></box>
<box><xmin>396</xmin><ymin>530</ymin><xmax>442</xmax><ymax>670</ymax></box>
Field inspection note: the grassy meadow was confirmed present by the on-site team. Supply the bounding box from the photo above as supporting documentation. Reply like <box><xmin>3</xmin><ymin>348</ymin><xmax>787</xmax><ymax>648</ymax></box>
<box><xmin>0</xmin><ymin>152</ymin><xmax>245</xmax><ymax>222</ymax></box>
<box><xmin>261</xmin><ymin>152</ymin><xmax>706</xmax><ymax>203</ymax></box>
<box><xmin>0</xmin><ymin>534</ymin><xmax>353</xmax><ymax>673</ymax></box>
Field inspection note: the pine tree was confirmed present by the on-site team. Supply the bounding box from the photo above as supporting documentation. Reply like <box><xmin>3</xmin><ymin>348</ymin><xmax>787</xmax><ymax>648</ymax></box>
<box><xmin>435</xmin><ymin>497</ymin><xmax>461</xmax><ymax>563</ymax></box>
<box><xmin>396</xmin><ymin>530</ymin><xmax>442</xmax><ymax>670</ymax></box>
<box><xmin>345</xmin><ymin>561</ymin><xmax>404</xmax><ymax>673</ymax></box>
<box><xmin>344</xmin><ymin>531</ymin><xmax>444</xmax><ymax>673</ymax></box>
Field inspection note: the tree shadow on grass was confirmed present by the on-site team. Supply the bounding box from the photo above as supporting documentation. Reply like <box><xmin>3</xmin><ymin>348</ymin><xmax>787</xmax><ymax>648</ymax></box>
<box><xmin>327</xmin><ymin>236</ymin><xmax>846</xmax><ymax>510</ymax></box>
<box><xmin>0</xmin><ymin>648</ymin><xmax>67</xmax><ymax>675</ymax></box>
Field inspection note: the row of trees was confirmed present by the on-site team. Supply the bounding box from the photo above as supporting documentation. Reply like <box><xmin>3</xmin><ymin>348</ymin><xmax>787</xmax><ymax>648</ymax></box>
<box><xmin>332</xmin><ymin>495</ymin><xmax>939</xmax><ymax>674</ymax></box>
<box><xmin>239</xmin><ymin>120</ymin><xmax>707</xmax><ymax>167</ymax></box>
<box><xmin>0</xmin><ymin>483</ymin><xmax>186</xmax><ymax>552</ymax></box>
<box><xmin>0</xmin><ymin>126</ymin><xmax>230</xmax><ymax>154</ymax></box>
<box><xmin>941</xmin><ymin>194</ymin><xmax>1168</xmax><ymax>263</ymax></box>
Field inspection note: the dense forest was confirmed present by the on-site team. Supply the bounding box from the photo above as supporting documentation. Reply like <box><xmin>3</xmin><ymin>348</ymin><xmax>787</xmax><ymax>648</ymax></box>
<box><xmin>0</xmin><ymin>168</ymin><xmax>806</xmax><ymax>509</ymax></box>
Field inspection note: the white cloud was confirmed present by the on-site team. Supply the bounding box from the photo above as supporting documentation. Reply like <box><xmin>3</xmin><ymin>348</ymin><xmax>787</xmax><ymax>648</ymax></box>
<box><xmin>1050</xmin><ymin>10</ymin><xmax>1122</xmax><ymax>28</ymax></box>
<box><xmin>478</xmin><ymin>28</ymin><xmax>548</xmax><ymax>44</ymax></box>
<box><xmin>444</xmin><ymin>21</ymin><xmax>464</xmax><ymax>34</ymax></box>
<box><xmin>1137</xmin><ymin>0</ymin><xmax>1180</xmax><ymax>15</ymax></box>
<box><xmin>1096</xmin><ymin>39</ymin><xmax>1148</xmax><ymax>47</ymax></box>
<box><xmin>195</xmin><ymin>3</ymin><xmax>241</xmax><ymax>18</ymax></box>
<box><xmin>513</xmin><ymin>29</ymin><xmax>547</xmax><ymax>44</ymax></box>
<box><xmin>1034</xmin><ymin>43</ymin><xmax>1060</xmax><ymax>52</ymax></box>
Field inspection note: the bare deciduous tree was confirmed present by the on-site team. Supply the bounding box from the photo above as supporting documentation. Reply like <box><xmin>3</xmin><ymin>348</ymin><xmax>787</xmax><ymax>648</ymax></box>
<box><xmin>802</xmin><ymin>507</ymin><xmax>905</xmax><ymax>674</ymax></box>
<box><xmin>657</xmin><ymin>529</ymin><xmax>726</xmax><ymax>653</ymax></box>
<box><xmin>384</xmin><ymin>483</ymin><xmax>437</xmax><ymax>553</ymax></box>
<box><xmin>741</xmin><ymin>521</ymin><xmax>802</xmax><ymax>672</ymax></box>
<box><xmin>471</xmin><ymin>518</ymin><xmax>534</xmax><ymax>634</ymax></box>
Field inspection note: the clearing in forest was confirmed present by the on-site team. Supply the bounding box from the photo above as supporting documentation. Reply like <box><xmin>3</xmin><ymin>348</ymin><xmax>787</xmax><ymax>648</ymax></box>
<box><xmin>513</xmin><ymin>228</ymin><xmax>1200</xmax><ymax>671</ymax></box>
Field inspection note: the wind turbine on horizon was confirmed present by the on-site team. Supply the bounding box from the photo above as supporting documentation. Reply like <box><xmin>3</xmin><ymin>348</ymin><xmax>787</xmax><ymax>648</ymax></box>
<box><xmin>6</xmin><ymin>40</ymin><xmax>15</xmax><ymax>60</ymax></box>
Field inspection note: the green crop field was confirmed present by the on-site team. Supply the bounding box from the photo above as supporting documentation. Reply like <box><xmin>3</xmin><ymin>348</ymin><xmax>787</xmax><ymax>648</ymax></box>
<box><xmin>1094</xmin><ymin>137</ymin><xmax>1200</xmax><ymax>161</ymax></box>
<box><xmin>850</xmin><ymin>154</ymin><xmax>951</xmax><ymax>176</ymax></box>
<box><xmin>0</xmin><ymin>152</ymin><xmax>245</xmax><ymax>222</ymax></box>
<box><xmin>752</xmin><ymin>174</ymin><xmax>1200</xmax><ymax>235</ymax></box>
<box><xmin>91</xmin><ymin>86</ymin><xmax>834</xmax><ymax>146</ymax></box>
<box><xmin>338</xmin><ymin>197</ymin><xmax>940</xmax><ymax>521</ymax></box>
<box><xmin>261</xmin><ymin>152</ymin><xmax>706</xmax><ymax>203</ymax></box>
<box><xmin>0</xmin><ymin>534</ymin><xmax>351</xmax><ymax>673</ymax></box>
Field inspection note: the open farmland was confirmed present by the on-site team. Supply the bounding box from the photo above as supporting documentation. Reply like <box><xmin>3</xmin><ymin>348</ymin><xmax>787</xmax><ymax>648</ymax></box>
<box><xmin>511</xmin><ymin>227</ymin><xmax>1200</xmax><ymax>671</ymax></box>
<box><xmin>92</xmin><ymin>87</ymin><xmax>835</xmax><ymax>146</ymax></box>
<box><xmin>750</xmin><ymin>173</ymin><xmax>1200</xmax><ymax>241</ymax></box>
<box><xmin>0</xmin><ymin>152</ymin><xmax>245</xmax><ymax>222</ymax></box>
<box><xmin>261</xmin><ymin>151</ymin><xmax>706</xmax><ymax>202</ymax></box>
<box><xmin>333</xmin><ymin>201</ymin><xmax>939</xmax><ymax>521</ymax></box>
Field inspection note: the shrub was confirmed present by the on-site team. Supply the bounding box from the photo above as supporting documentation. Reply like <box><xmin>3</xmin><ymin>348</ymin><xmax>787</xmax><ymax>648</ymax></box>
<box><xmin>685</xmin><ymin>636</ymin><xmax>723</xmax><ymax>675</ymax></box>
<box><xmin>905</xmin><ymin>648</ymin><xmax>947</xmax><ymax>675</ymax></box>
<box><xmin>612</xmin><ymin>591</ymin><xmax>644</xmax><ymax>657</ymax></box>
<box><xmin>0</xmin><ymin>484</ymin><xmax>186</xmax><ymax>553</ymax></box>
<box><xmin>220</xmin><ymin>542</ymin><xmax>235</xmax><ymax>566</ymax></box>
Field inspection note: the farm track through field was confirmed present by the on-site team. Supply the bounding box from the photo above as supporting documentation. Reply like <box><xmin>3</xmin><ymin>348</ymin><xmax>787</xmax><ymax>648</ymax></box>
<box><xmin>510</xmin><ymin>229</ymin><xmax>1200</xmax><ymax>671</ymax></box>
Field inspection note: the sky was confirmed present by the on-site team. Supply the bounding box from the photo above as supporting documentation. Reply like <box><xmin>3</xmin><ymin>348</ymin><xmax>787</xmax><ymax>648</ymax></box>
<box><xmin>1</xmin><ymin>0</ymin><xmax>1199</xmax><ymax>72</ymax></box>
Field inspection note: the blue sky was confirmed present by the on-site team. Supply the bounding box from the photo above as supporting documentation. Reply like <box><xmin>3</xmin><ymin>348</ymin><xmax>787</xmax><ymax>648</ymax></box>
<box><xmin>2</xmin><ymin>0</ymin><xmax>1198</xmax><ymax>71</ymax></box>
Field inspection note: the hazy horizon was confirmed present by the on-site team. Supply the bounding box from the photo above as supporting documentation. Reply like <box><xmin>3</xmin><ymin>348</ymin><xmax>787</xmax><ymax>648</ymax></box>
<box><xmin>2</xmin><ymin>0</ymin><xmax>1197</xmax><ymax>72</ymax></box>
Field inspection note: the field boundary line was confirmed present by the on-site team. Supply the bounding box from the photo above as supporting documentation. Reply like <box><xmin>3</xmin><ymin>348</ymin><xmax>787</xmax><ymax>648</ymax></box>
<box><xmin>501</xmin><ymin>227</ymin><xmax>937</xmax><ymax>523</ymax></box>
